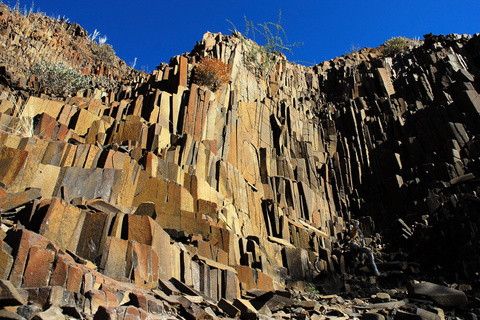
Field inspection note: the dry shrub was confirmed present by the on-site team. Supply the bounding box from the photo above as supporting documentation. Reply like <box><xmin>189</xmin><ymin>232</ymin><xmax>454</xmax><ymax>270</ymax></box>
<box><xmin>30</xmin><ymin>61</ymin><xmax>91</xmax><ymax>95</ymax></box>
<box><xmin>93</xmin><ymin>43</ymin><xmax>117</xmax><ymax>65</ymax></box>
<box><xmin>383</xmin><ymin>36</ymin><xmax>409</xmax><ymax>56</ymax></box>
<box><xmin>193</xmin><ymin>56</ymin><xmax>231</xmax><ymax>91</ymax></box>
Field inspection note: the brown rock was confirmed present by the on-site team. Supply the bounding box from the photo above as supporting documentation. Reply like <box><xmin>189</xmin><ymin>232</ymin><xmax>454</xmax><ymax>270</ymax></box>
<box><xmin>31</xmin><ymin>306</ymin><xmax>64</xmax><ymax>320</ymax></box>
<box><xmin>250</xmin><ymin>291</ymin><xmax>294</xmax><ymax>312</ymax></box>
<box><xmin>282</xmin><ymin>247</ymin><xmax>309</xmax><ymax>281</ymax></box>
<box><xmin>23</xmin><ymin>247</ymin><xmax>55</xmax><ymax>287</ymax></box>
<box><xmin>133</xmin><ymin>201</ymin><xmax>157</xmax><ymax>219</ymax></box>
<box><xmin>218</xmin><ymin>298</ymin><xmax>241</xmax><ymax>318</ymax></box>
<box><xmin>0</xmin><ymin>279</ymin><xmax>28</xmax><ymax>305</ymax></box>
<box><xmin>100</xmin><ymin>237</ymin><xmax>129</xmax><ymax>280</ymax></box>
<box><xmin>39</xmin><ymin>198</ymin><xmax>85</xmax><ymax>253</ymax></box>
<box><xmin>129</xmin><ymin>241</ymin><xmax>159</xmax><ymax>287</ymax></box>
<box><xmin>366</xmin><ymin>300</ymin><xmax>407</xmax><ymax>310</ymax></box>
<box><xmin>0</xmin><ymin>240</ymin><xmax>14</xmax><ymax>279</ymax></box>
<box><xmin>49</xmin><ymin>257</ymin><xmax>69</xmax><ymax>287</ymax></box>
<box><xmin>66</xmin><ymin>264</ymin><xmax>83</xmax><ymax>293</ymax></box>
<box><xmin>127</xmin><ymin>215</ymin><xmax>153</xmax><ymax>245</ymax></box>
<box><xmin>158</xmin><ymin>279</ymin><xmax>180</xmax><ymax>296</ymax></box>
<box><xmin>0</xmin><ymin>308</ymin><xmax>26</xmax><ymax>319</ymax></box>
<box><xmin>76</xmin><ymin>211</ymin><xmax>113</xmax><ymax>262</ymax></box>
<box><xmin>147</xmin><ymin>298</ymin><xmax>165</xmax><ymax>314</ymax></box>
<box><xmin>48</xmin><ymin>286</ymin><xmax>75</xmax><ymax>308</ymax></box>
<box><xmin>82</xmin><ymin>272</ymin><xmax>95</xmax><ymax>294</ymax></box>
<box><xmin>0</xmin><ymin>188</ymin><xmax>41</xmax><ymax>212</ymax></box>
<box><xmin>86</xmin><ymin>199</ymin><xmax>122</xmax><ymax>214</ymax></box>
<box><xmin>178</xmin><ymin>296</ymin><xmax>214</xmax><ymax>320</ymax></box>
<box><xmin>6</xmin><ymin>230</ymin><xmax>45</xmax><ymax>287</ymax></box>
<box><xmin>87</xmin><ymin>290</ymin><xmax>108</xmax><ymax>315</ymax></box>
<box><xmin>233</xmin><ymin>298</ymin><xmax>257</xmax><ymax>319</ymax></box>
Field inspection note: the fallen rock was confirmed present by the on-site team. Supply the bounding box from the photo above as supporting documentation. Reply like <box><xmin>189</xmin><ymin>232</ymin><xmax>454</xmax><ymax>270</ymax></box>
<box><xmin>217</xmin><ymin>298</ymin><xmax>241</xmax><ymax>318</ymax></box>
<box><xmin>0</xmin><ymin>308</ymin><xmax>26</xmax><ymax>320</ymax></box>
<box><xmin>363</xmin><ymin>311</ymin><xmax>386</xmax><ymax>320</ymax></box>
<box><xmin>407</xmin><ymin>281</ymin><xmax>467</xmax><ymax>308</ymax></box>
<box><xmin>31</xmin><ymin>306</ymin><xmax>65</xmax><ymax>320</ymax></box>
<box><xmin>0</xmin><ymin>279</ymin><xmax>28</xmax><ymax>306</ymax></box>
<box><xmin>249</xmin><ymin>290</ymin><xmax>295</xmax><ymax>312</ymax></box>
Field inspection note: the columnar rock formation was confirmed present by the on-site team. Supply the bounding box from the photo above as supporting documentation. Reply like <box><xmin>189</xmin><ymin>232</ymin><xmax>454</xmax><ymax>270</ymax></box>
<box><xmin>0</xmin><ymin>4</ymin><xmax>479</xmax><ymax>319</ymax></box>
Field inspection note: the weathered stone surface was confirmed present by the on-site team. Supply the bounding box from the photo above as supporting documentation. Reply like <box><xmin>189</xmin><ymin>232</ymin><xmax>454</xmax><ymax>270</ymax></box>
<box><xmin>31</xmin><ymin>306</ymin><xmax>65</xmax><ymax>320</ymax></box>
<box><xmin>178</xmin><ymin>296</ymin><xmax>214</xmax><ymax>320</ymax></box>
<box><xmin>22</xmin><ymin>247</ymin><xmax>55</xmax><ymax>287</ymax></box>
<box><xmin>5</xmin><ymin>230</ymin><xmax>46</xmax><ymax>287</ymax></box>
<box><xmin>38</xmin><ymin>198</ymin><xmax>85</xmax><ymax>253</ymax></box>
<box><xmin>100</xmin><ymin>237</ymin><xmax>129</xmax><ymax>280</ymax></box>
<box><xmin>218</xmin><ymin>298</ymin><xmax>241</xmax><ymax>318</ymax></box>
<box><xmin>233</xmin><ymin>298</ymin><xmax>258</xmax><ymax>319</ymax></box>
<box><xmin>0</xmin><ymin>309</ymin><xmax>26</xmax><ymax>320</ymax></box>
<box><xmin>250</xmin><ymin>291</ymin><xmax>295</xmax><ymax>312</ymax></box>
<box><xmin>0</xmin><ymin>279</ymin><xmax>28</xmax><ymax>305</ymax></box>
<box><xmin>0</xmin><ymin>240</ymin><xmax>14</xmax><ymax>279</ymax></box>
<box><xmin>0</xmin><ymin>188</ymin><xmax>41</xmax><ymax>212</ymax></box>
<box><xmin>407</xmin><ymin>282</ymin><xmax>468</xmax><ymax>308</ymax></box>
<box><xmin>133</xmin><ymin>201</ymin><xmax>157</xmax><ymax>219</ymax></box>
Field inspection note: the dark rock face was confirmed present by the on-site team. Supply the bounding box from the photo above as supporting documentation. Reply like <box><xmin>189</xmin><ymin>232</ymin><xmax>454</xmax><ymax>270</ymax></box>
<box><xmin>321</xmin><ymin>34</ymin><xmax>480</xmax><ymax>279</ymax></box>
<box><xmin>0</xmin><ymin>3</ymin><xmax>479</xmax><ymax>319</ymax></box>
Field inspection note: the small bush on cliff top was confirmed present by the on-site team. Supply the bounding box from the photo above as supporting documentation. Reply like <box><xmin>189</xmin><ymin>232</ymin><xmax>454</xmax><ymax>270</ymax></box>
<box><xmin>193</xmin><ymin>56</ymin><xmax>231</xmax><ymax>91</ymax></box>
<box><xmin>383</xmin><ymin>36</ymin><xmax>409</xmax><ymax>56</ymax></box>
<box><xmin>228</xmin><ymin>10</ymin><xmax>302</xmax><ymax>77</ymax></box>
<box><xmin>92</xmin><ymin>43</ymin><xmax>117</xmax><ymax>65</ymax></box>
<box><xmin>30</xmin><ymin>61</ymin><xmax>91</xmax><ymax>95</ymax></box>
<box><xmin>88</xmin><ymin>29</ymin><xmax>117</xmax><ymax>65</ymax></box>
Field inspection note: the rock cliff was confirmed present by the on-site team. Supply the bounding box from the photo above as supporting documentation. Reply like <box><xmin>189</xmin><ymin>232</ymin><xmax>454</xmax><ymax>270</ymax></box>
<box><xmin>0</xmin><ymin>4</ymin><xmax>479</xmax><ymax>319</ymax></box>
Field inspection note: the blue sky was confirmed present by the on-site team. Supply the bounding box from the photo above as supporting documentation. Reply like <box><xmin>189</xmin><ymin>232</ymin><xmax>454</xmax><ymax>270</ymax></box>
<box><xmin>9</xmin><ymin>0</ymin><xmax>480</xmax><ymax>70</ymax></box>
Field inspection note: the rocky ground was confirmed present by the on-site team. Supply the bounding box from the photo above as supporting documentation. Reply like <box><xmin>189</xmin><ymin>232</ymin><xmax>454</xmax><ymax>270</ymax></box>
<box><xmin>0</xmin><ymin>226</ymin><xmax>477</xmax><ymax>319</ymax></box>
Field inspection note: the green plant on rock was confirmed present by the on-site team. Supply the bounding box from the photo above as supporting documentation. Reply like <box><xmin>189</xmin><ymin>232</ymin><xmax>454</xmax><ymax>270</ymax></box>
<box><xmin>193</xmin><ymin>56</ymin><xmax>232</xmax><ymax>92</ymax></box>
<box><xmin>30</xmin><ymin>61</ymin><xmax>91</xmax><ymax>95</ymax></box>
<box><xmin>228</xmin><ymin>10</ymin><xmax>302</xmax><ymax>77</ymax></box>
<box><xmin>383</xmin><ymin>36</ymin><xmax>409</xmax><ymax>56</ymax></box>
<box><xmin>306</xmin><ymin>282</ymin><xmax>320</xmax><ymax>298</ymax></box>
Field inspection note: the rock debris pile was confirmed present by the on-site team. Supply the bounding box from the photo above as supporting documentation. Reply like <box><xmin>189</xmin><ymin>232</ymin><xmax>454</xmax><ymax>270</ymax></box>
<box><xmin>0</xmin><ymin>4</ymin><xmax>479</xmax><ymax>319</ymax></box>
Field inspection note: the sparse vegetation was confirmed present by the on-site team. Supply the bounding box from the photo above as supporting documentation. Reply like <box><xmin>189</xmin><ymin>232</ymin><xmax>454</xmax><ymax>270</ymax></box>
<box><xmin>30</xmin><ymin>61</ymin><xmax>91</xmax><ymax>95</ymax></box>
<box><xmin>130</xmin><ymin>57</ymin><xmax>137</xmax><ymax>69</ymax></box>
<box><xmin>8</xmin><ymin>94</ymin><xmax>34</xmax><ymax>137</ymax></box>
<box><xmin>228</xmin><ymin>10</ymin><xmax>302</xmax><ymax>77</ymax></box>
<box><xmin>88</xmin><ymin>29</ymin><xmax>117</xmax><ymax>65</ymax></box>
<box><xmin>347</xmin><ymin>43</ymin><xmax>361</xmax><ymax>54</ymax></box>
<box><xmin>383</xmin><ymin>36</ymin><xmax>409</xmax><ymax>56</ymax></box>
<box><xmin>92</xmin><ymin>42</ymin><xmax>117</xmax><ymax>65</ymax></box>
<box><xmin>93</xmin><ymin>74</ymin><xmax>117</xmax><ymax>91</ymax></box>
<box><xmin>9</xmin><ymin>0</ymin><xmax>35</xmax><ymax>16</ymax></box>
<box><xmin>306</xmin><ymin>282</ymin><xmax>320</xmax><ymax>298</ymax></box>
<box><xmin>193</xmin><ymin>56</ymin><xmax>231</xmax><ymax>91</ymax></box>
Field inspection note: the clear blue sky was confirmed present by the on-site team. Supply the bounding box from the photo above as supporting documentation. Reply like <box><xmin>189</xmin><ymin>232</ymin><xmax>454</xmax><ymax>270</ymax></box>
<box><xmin>9</xmin><ymin>0</ymin><xmax>480</xmax><ymax>70</ymax></box>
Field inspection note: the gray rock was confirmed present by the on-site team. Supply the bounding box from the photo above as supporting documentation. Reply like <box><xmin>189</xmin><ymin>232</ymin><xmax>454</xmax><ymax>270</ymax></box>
<box><xmin>407</xmin><ymin>281</ymin><xmax>467</xmax><ymax>308</ymax></box>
